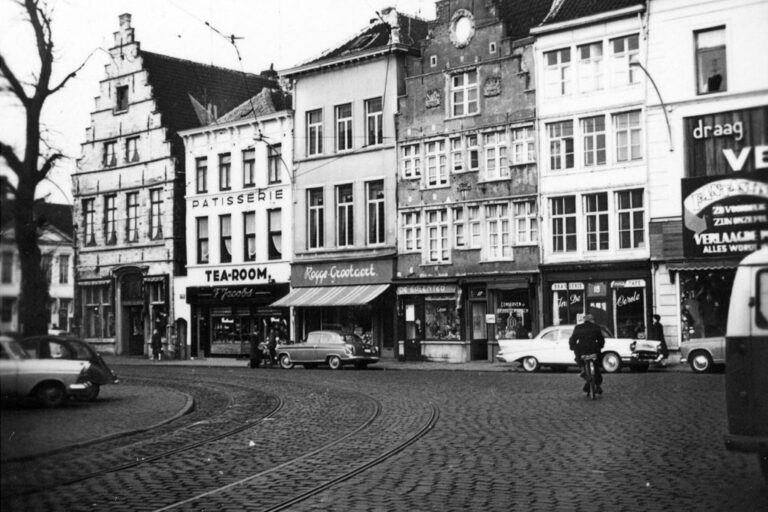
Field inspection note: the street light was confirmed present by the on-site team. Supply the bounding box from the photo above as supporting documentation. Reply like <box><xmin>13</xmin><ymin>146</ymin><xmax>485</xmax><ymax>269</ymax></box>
<box><xmin>630</xmin><ymin>61</ymin><xmax>673</xmax><ymax>152</ymax></box>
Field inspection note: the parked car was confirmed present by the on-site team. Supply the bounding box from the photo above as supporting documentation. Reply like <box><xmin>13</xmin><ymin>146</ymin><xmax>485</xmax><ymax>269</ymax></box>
<box><xmin>276</xmin><ymin>330</ymin><xmax>379</xmax><ymax>370</ymax></box>
<box><xmin>0</xmin><ymin>335</ymin><xmax>94</xmax><ymax>407</ymax></box>
<box><xmin>20</xmin><ymin>335</ymin><xmax>119</xmax><ymax>400</ymax></box>
<box><xmin>680</xmin><ymin>335</ymin><xmax>725</xmax><ymax>373</ymax></box>
<box><xmin>497</xmin><ymin>324</ymin><xmax>660</xmax><ymax>373</ymax></box>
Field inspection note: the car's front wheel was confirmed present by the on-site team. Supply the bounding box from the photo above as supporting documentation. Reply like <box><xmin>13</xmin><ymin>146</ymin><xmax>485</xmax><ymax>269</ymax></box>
<box><xmin>35</xmin><ymin>382</ymin><xmax>67</xmax><ymax>408</ymax></box>
<box><xmin>521</xmin><ymin>356</ymin><xmax>540</xmax><ymax>372</ymax></box>
<box><xmin>278</xmin><ymin>354</ymin><xmax>294</xmax><ymax>370</ymax></box>
<box><xmin>75</xmin><ymin>383</ymin><xmax>100</xmax><ymax>402</ymax></box>
<box><xmin>601</xmin><ymin>352</ymin><xmax>622</xmax><ymax>373</ymax></box>
<box><xmin>328</xmin><ymin>355</ymin><xmax>342</xmax><ymax>370</ymax></box>
<box><xmin>689</xmin><ymin>351</ymin><xmax>713</xmax><ymax>373</ymax></box>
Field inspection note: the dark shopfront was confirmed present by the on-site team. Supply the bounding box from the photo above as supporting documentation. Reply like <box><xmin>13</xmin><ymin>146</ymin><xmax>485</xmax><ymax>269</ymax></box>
<box><xmin>270</xmin><ymin>258</ymin><xmax>396</xmax><ymax>357</ymax></box>
<box><xmin>187</xmin><ymin>283</ymin><xmax>289</xmax><ymax>358</ymax></box>
<box><xmin>396</xmin><ymin>276</ymin><xmax>538</xmax><ymax>363</ymax></box>
<box><xmin>541</xmin><ymin>261</ymin><xmax>652</xmax><ymax>339</ymax></box>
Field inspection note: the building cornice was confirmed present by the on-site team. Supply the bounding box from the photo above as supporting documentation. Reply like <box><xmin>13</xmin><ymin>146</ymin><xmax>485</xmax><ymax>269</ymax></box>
<box><xmin>530</xmin><ymin>5</ymin><xmax>645</xmax><ymax>36</ymax></box>
<box><xmin>280</xmin><ymin>43</ymin><xmax>416</xmax><ymax>78</ymax></box>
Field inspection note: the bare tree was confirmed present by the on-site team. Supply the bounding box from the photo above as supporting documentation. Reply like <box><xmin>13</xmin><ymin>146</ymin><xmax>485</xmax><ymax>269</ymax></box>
<box><xmin>0</xmin><ymin>0</ymin><xmax>88</xmax><ymax>336</ymax></box>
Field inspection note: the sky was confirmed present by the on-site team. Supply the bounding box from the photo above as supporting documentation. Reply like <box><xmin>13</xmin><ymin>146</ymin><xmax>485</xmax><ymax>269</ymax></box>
<box><xmin>0</xmin><ymin>0</ymin><xmax>437</xmax><ymax>203</ymax></box>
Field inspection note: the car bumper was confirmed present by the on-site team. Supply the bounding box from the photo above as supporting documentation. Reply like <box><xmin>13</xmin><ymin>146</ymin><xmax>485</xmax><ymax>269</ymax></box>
<box><xmin>629</xmin><ymin>351</ymin><xmax>660</xmax><ymax>363</ymax></box>
<box><xmin>69</xmin><ymin>381</ymin><xmax>94</xmax><ymax>394</ymax></box>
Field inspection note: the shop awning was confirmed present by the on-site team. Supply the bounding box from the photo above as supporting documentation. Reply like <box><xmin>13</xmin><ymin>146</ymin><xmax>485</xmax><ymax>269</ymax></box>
<box><xmin>270</xmin><ymin>284</ymin><xmax>389</xmax><ymax>307</ymax></box>
<box><xmin>667</xmin><ymin>259</ymin><xmax>739</xmax><ymax>271</ymax></box>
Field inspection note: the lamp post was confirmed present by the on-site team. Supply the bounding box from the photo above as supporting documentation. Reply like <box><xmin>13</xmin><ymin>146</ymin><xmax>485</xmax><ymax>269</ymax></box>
<box><xmin>630</xmin><ymin>61</ymin><xmax>673</xmax><ymax>152</ymax></box>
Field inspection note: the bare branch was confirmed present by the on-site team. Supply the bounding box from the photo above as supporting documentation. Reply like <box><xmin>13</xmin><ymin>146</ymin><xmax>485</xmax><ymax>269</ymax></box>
<box><xmin>0</xmin><ymin>140</ymin><xmax>24</xmax><ymax>175</ymax></box>
<box><xmin>49</xmin><ymin>49</ymin><xmax>97</xmax><ymax>95</ymax></box>
<box><xmin>38</xmin><ymin>152</ymin><xmax>63</xmax><ymax>180</ymax></box>
<box><xmin>0</xmin><ymin>54</ymin><xmax>31</xmax><ymax>106</ymax></box>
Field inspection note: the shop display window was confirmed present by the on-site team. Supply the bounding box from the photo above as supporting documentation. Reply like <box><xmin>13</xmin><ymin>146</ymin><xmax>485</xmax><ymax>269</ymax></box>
<box><xmin>424</xmin><ymin>298</ymin><xmax>460</xmax><ymax>340</ymax></box>
<box><xmin>680</xmin><ymin>270</ymin><xmax>734</xmax><ymax>340</ymax></box>
<box><xmin>552</xmin><ymin>283</ymin><xmax>584</xmax><ymax>325</ymax></box>
<box><xmin>614</xmin><ymin>283</ymin><xmax>646</xmax><ymax>338</ymax></box>
<box><xmin>495</xmin><ymin>290</ymin><xmax>531</xmax><ymax>339</ymax></box>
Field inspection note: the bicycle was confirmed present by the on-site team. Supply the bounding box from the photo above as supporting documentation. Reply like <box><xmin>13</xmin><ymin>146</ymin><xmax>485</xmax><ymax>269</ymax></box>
<box><xmin>581</xmin><ymin>353</ymin><xmax>599</xmax><ymax>400</ymax></box>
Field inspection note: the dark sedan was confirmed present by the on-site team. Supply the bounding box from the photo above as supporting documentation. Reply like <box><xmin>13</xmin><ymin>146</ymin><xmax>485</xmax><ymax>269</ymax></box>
<box><xmin>21</xmin><ymin>336</ymin><xmax>119</xmax><ymax>401</ymax></box>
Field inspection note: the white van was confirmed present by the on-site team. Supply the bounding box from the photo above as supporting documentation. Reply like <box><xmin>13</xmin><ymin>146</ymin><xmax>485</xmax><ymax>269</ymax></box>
<box><xmin>724</xmin><ymin>247</ymin><xmax>768</xmax><ymax>481</ymax></box>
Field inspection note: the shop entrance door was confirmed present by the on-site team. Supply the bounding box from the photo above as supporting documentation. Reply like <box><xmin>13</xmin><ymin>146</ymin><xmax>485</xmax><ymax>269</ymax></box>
<box><xmin>470</xmin><ymin>302</ymin><xmax>488</xmax><ymax>360</ymax></box>
<box><xmin>127</xmin><ymin>306</ymin><xmax>144</xmax><ymax>355</ymax></box>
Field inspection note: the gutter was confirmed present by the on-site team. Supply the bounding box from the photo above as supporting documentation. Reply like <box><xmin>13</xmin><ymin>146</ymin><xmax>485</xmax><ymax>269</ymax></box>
<box><xmin>530</xmin><ymin>5</ymin><xmax>646</xmax><ymax>35</ymax></box>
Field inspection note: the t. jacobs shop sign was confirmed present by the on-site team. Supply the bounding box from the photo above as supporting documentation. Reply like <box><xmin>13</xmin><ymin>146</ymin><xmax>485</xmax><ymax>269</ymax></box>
<box><xmin>681</xmin><ymin>106</ymin><xmax>768</xmax><ymax>258</ymax></box>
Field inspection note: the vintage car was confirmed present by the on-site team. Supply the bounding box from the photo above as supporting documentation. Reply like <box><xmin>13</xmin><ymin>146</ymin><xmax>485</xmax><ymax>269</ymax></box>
<box><xmin>21</xmin><ymin>335</ymin><xmax>119</xmax><ymax>400</ymax></box>
<box><xmin>276</xmin><ymin>330</ymin><xmax>379</xmax><ymax>370</ymax></box>
<box><xmin>0</xmin><ymin>335</ymin><xmax>93</xmax><ymax>407</ymax></box>
<box><xmin>497</xmin><ymin>324</ymin><xmax>661</xmax><ymax>373</ymax></box>
<box><xmin>680</xmin><ymin>335</ymin><xmax>725</xmax><ymax>373</ymax></box>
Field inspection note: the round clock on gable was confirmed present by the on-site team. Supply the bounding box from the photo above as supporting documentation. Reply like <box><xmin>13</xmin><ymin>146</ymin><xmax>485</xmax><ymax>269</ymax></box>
<box><xmin>450</xmin><ymin>9</ymin><xmax>475</xmax><ymax>48</ymax></box>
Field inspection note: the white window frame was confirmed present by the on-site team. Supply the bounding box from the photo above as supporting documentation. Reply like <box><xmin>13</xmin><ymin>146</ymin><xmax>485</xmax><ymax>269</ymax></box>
<box><xmin>126</xmin><ymin>192</ymin><xmax>139</xmax><ymax>243</ymax></box>
<box><xmin>450</xmin><ymin>70</ymin><xmax>479</xmax><ymax>117</ymax></box>
<box><xmin>468</xmin><ymin>205</ymin><xmax>481</xmax><ymax>249</ymax></box>
<box><xmin>335</xmin><ymin>103</ymin><xmax>353</xmax><ymax>152</ymax></box>
<box><xmin>483</xmin><ymin>130</ymin><xmax>508</xmax><ymax>180</ymax></box>
<box><xmin>307</xmin><ymin>109</ymin><xmax>323</xmax><ymax>156</ymax></box>
<box><xmin>584</xmin><ymin>192</ymin><xmax>609</xmax><ymax>252</ymax></box>
<box><xmin>511</xmin><ymin>127</ymin><xmax>535</xmax><ymax>165</ymax></box>
<box><xmin>196</xmin><ymin>217</ymin><xmax>209</xmax><ymax>264</ymax></box>
<box><xmin>402</xmin><ymin>211</ymin><xmax>422</xmax><ymax>252</ymax></box>
<box><xmin>450</xmin><ymin>137</ymin><xmax>464</xmax><ymax>173</ymax></box>
<box><xmin>550</xmin><ymin>196</ymin><xmax>577</xmax><ymax>253</ymax></box>
<box><xmin>336</xmin><ymin>183</ymin><xmax>354</xmax><ymax>248</ymax></box>
<box><xmin>695</xmin><ymin>27</ymin><xmax>727</xmax><ymax>94</ymax></box>
<box><xmin>581</xmin><ymin>115</ymin><xmax>606</xmax><ymax>167</ymax></box>
<box><xmin>610</xmin><ymin>34</ymin><xmax>640</xmax><ymax>86</ymax></box>
<box><xmin>466</xmin><ymin>134</ymin><xmax>479</xmax><ymax>171</ymax></box>
<box><xmin>613</xmin><ymin>110</ymin><xmax>643</xmax><ymax>162</ymax></box>
<box><xmin>365</xmin><ymin>97</ymin><xmax>383</xmax><ymax>146</ymax></box>
<box><xmin>453</xmin><ymin>207</ymin><xmax>465</xmax><ymax>248</ymax></box>
<box><xmin>218</xmin><ymin>153</ymin><xmax>231</xmax><ymax>191</ymax></box>
<box><xmin>513</xmin><ymin>200</ymin><xmax>538</xmax><ymax>245</ymax></box>
<box><xmin>83</xmin><ymin>198</ymin><xmax>95</xmax><ymax>245</ymax></box>
<box><xmin>485</xmin><ymin>203</ymin><xmax>510</xmax><ymax>260</ymax></box>
<box><xmin>366</xmin><ymin>180</ymin><xmax>385</xmax><ymax>245</ymax></box>
<box><xmin>544</xmin><ymin>48</ymin><xmax>571</xmax><ymax>97</ymax></box>
<box><xmin>242</xmin><ymin>149</ymin><xmax>255</xmax><ymax>187</ymax></box>
<box><xmin>616</xmin><ymin>189</ymin><xmax>645</xmax><ymax>249</ymax></box>
<box><xmin>402</xmin><ymin>143</ymin><xmax>422</xmax><ymax>179</ymax></box>
<box><xmin>425</xmin><ymin>140</ymin><xmax>448</xmax><ymax>188</ymax></box>
<box><xmin>149</xmin><ymin>188</ymin><xmax>163</xmax><ymax>240</ymax></box>
<box><xmin>547</xmin><ymin>120</ymin><xmax>574</xmax><ymax>171</ymax></box>
<box><xmin>243</xmin><ymin>212</ymin><xmax>256</xmax><ymax>261</ymax></box>
<box><xmin>308</xmin><ymin>188</ymin><xmax>324</xmax><ymax>249</ymax></box>
<box><xmin>426</xmin><ymin>209</ymin><xmax>449</xmax><ymax>263</ymax></box>
<box><xmin>104</xmin><ymin>195</ymin><xmax>116</xmax><ymax>245</ymax></box>
<box><xmin>577</xmin><ymin>41</ymin><xmax>603</xmax><ymax>92</ymax></box>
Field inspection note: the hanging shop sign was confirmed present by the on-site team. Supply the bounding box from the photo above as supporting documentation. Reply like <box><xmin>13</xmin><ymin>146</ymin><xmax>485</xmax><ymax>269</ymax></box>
<box><xmin>681</xmin><ymin>174</ymin><xmax>768</xmax><ymax>258</ymax></box>
<box><xmin>292</xmin><ymin>259</ymin><xmax>393</xmax><ymax>287</ymax></box>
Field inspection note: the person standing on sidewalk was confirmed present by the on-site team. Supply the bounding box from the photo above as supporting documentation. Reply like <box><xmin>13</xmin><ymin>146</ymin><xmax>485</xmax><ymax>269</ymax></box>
<box><xmin>649</xmin><ymin>314</ymin><xmax>669</xmax><ymax>366</ymax></box>
<box><xmin>151</xmin><ymin>328</ymin><xmax>163</xmax><ymax>361</ymax></box>
<box><xmin>569</xmin><ymin>314</ymin><xmax>605</xmax><ymax>395</ymax></box>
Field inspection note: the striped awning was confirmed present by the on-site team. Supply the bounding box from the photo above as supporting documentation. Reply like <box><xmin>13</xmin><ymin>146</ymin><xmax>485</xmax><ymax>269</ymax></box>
<box><xmin>270</xmin><ymin>284</ymin><xmax>389</xmax><ymax>307</ymax></box>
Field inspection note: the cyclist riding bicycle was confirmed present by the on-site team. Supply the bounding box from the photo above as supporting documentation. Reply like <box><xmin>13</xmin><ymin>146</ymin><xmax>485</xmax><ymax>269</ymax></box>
<box><xmin>569</xmin><ymin>314</ymin><xmax>606</xmax><ymax>395</ymax></box>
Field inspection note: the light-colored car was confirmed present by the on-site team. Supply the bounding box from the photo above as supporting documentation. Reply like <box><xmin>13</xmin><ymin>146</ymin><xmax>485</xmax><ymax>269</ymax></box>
<box><xmin>680</xmin><ymin>336</ymin><xmax>725</xmax><ymax>373</ymax></box>
<box><xmin>497</xmin><ymin>324</ymin><xmax>660</xmax><ymax>373</ymax></box>
<box><xmin>277</xmin><ymin>330</ymin><xmax>379</xmax><ymax>370</ymax></box>
<box><xmin>0</xmin><ymin>335</ymin><xmax>93</xmax><ymax>407</ymax></box>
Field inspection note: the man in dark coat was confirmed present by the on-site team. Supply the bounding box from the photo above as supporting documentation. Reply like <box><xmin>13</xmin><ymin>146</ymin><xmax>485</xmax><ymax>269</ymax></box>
<box><xmin>569</xmin><ymin>314</ymin><xmax>606</xmax><ymax>393</ymax></box>
<box><xmin>649</xmin><ymin>314</ymin><xmax>669</xmax><ymax>365</ymax></box>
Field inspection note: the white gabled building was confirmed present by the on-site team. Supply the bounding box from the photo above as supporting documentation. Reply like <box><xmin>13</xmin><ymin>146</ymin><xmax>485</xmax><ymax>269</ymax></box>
<box><xmin>532</xmin><ymin>1</ymin><xmax>654</xmax><ymax>340</ymax></box>
<box><xmin>177</xmin><ymin>90</ymin><xmax>293</xmax><ymax>358</ymax></box>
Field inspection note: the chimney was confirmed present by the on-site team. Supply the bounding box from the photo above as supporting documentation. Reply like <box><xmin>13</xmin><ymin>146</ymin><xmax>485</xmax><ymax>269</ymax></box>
<box><xmin>380</xmin><ymin>7</ymin><xmax>400</xmax><ymax>44</ymax></box>
<box><xmin>114</xmin><ymin>13</ymin><xmax>135</xmax><ymax>46</ymax></box>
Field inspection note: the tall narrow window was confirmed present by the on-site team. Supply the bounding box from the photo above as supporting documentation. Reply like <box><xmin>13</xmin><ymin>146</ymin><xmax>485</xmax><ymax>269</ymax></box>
<box><xmin>484</xmin><ymin>131</ymin><xmax>508</xmax><ymax>180</ymax></box>
<box><xmin>425</xmin><ymin>140</ymin><xmax>447</xmax><ymax>187</ymax></box>
<box><xmin>125</xmin><ymin>136</ymin><xmax>139</xmax><ymax>163</ymax></box>
<box><xmin>196</xmin><ymin>157</ymin><xmax>208</xmax><ymax>193</ymax></box>
<box><xmin>367</xmin><ymin>180</ymin><xmax>385</xmax><ymax>245</ymax></box>
<box><xmin>268</xmin><ymin>144</ymin><xmax>282</xmax><ymax>184</ymax></box>
<box><xmin>486</xmin><ymin>203</ymin><xmax>510</xmax><ymax>259</ymax></box>
<box><xmin>402</xmin><ymin>211</ymin><xmax>421</xmax><ymax>252</ymax></box>
<box><xmin>402</xmin><ymin>143</ymin><xmax>421</xmax><ymax>178</ymax></box>
<box><xmin>454</xmin><ymin>207</ymin><xmax>465</xmax><ymax>248</ymax></box>
<box><xmin>116</xmin><ymin>85</ymin><xmax>129</xmax><ymax>111</ymax></box>
<box><xmin>308</xmin><ymin>188</ymin><xmax>324</xmax><ymax>249</ymax></box>
<box><xmin>468</xmin><ymin>205</ymin><xmax>481</xmax><ymax>248</ymax></box>
<box><xmin>335</xmin><ymin>103</ymin><xmax>353</xmax><ymax>151</ymax></box>
<box><xmin>268</xmin><ymin>209</ymin><xmax>282</xmax><ymax>260</ymax></box>
<box><xmin>584</xmin><ymin>193</ymin><xmax>609</xmax><ymax>251</ymax></box>
<box><xmin>613</xmin><ymin>111</ymin><xmax>642</xmax><ymax>162</ymax></box>
<box><xmin>548</xmin><ymin>121</ymin><xmax>574</xmax><ymax>170</ymax></box>
<box><xmin>58</xmin><ymin>254</ymin><xmax>69</xmax><ymax>284</ymax></box>
<box><xmin>336</xmin><ymin>184</ymin><xmax>354</xmax><ymax>247</ymax></box>
<box><xmin>104</xmin><ymin>195</ymin><xmax>117</xmax><ymax>245</ymax></box>
<box><xmin>196</xmin><ymin>217</ymin><xmax>209</xmax><ymax>263</ymax></box>
<box><xmin>578</xmin><ymin>42</ymin><xmax>603</xmax><ymax>92</ymax></box>
<box><xmin>219</xmin><ymin>214</ymin><xmax>232</xmax><ymax>263</ymax></box>
<box><xmin>307</xmin><ymin>109</ymin><xmax>323</xmax><ymax>156</ymax></box>
<box><xmin>544</xmin><ymin>48</ymin><xmax>571</xmax><ymax>96</ymax></box>
<box><xmin>582</xmin><ymin>115</ymin><xmax>606</xmax><ymax>167</ymax></box>
<box><xmin>511</xmin><ymin>127</ymin><xmax>535</xmax><ymax>165</ymax></box>
<box><xmin>551</xmin><ymin>196</ymin><xmax>577</xmax><ymax>252</ymax></box>
<box><xmin>1</xmin><ymin>251</ymin><xmax>13</xmax><ymax>283</ymax></box>
<box><xmin>83</xmin><ymin>198</ymin><xmax>95</xmax><ymax>245</ymax></box>
<box><xmin>149</xmin><ymin>188</ymin><xmax>163</xmax><ymax>240</ymax></box>
<box><xmin>219</xmin><ymin>153</ymin><xmax>231</xmax><ymax>191</ymax></box>
<box><xmin>451</xmin><ymin>70</ymin><xmax>479</xmax><ymax>116</ymax></box>
<box><xmin>514</xmin><ymin>200</ymin><xmax>538</xmax><ymax>244</ymax></box>
<box><xmin>617</xmin><ymin>189</ymin><xmax>645</xmax><ymax>249</ymax></box>
<box><xmin>41</xmin><ymin>254</ymin><xmax>52</xmax><ymax>284</ymax></box>
<box><xmin>103</xmin><ymin>141</ymin><xmax>117</xmax><ymax>167</ymax></box>
<box><xmin>467</xmin><ymin>134</ymin><xmax>479</xmax><ymax>171</ymax></box>
<box><xmin>450</xmin><ymin>137</ymin><xmax>464</xmax><ymax>173</ymax></box>
<box><xmin>243</xmin><ymin>212</ymin><xmax>256</xmax><ymax>261</ymax></box>
<box><xmin>610</xmin><ymin>34</ymin><xmax>640</xmax><ymax>86</ymax></box>
<box><xmin>426</xmin><ymin>209</ymin><xmax>449</xmax><ymax>263</ymax></box>
<box><xmin>365</xmin><ymin>97</ymin><xmax>383</xmax><ymax>146</ymax></box>
<box><xmin>242</xmin><ymin>149</ymin><xmax>255</xmax><ymax>187</ymax></box>
<box><xmin>126</xmin><ymin>192</ymin><xmax>139</xmax><ymax>242</ymax></box>
<box><xmin>696</xmin><ymin>27</ymin><xmax>726</xmax><ymax>94</ymax></box>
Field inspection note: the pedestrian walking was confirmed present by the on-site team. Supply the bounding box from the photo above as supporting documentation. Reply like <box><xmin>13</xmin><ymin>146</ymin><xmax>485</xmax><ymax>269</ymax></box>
<box><xmin>649</xmin><ymin>314</ymin><xmax>669</xmax><ymax>365</ymax></box>
<box><xmin>151</xmin><ymin>328</ymin><xmax>162</xmax><ymax>361</ymax></box>
<box><xmin>249</xmin><ymin>329</ymin><xmax>260</xmax><ymax>368</ymax></box>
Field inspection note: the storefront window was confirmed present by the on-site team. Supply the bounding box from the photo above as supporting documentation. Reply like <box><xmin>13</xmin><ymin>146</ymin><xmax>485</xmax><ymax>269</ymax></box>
<box><xmin>552</xmin><ymin>283</ymin><xmax>584</xmax><ymax>325</ymax></box>
<box><xmin>495</xmin><ymin>290</ymin><xmax>531</xmax><ymax>339</ymax></box>
<box><xmin>614</xmin><ymin>281</ymin><xmax>646</xmax><ymax>338</ymax></box>
<box><xmin>210</xmin><ymin>307</ymin><xmax>251</xmax><ymax>355</ymax></box>
<box><xmin>82</xmin><ymin>284</ymin><xmax>114</xmax><ymax>338</ymax></box>
<box><xmin>424</xmin><ymin>298</ymin><xmax>460</xmax><ymax>340</ymax></box>
<box><xmin>680</xmin><ymin>270</ymin><xmax>733</xmax><ymax>340</ymax></box>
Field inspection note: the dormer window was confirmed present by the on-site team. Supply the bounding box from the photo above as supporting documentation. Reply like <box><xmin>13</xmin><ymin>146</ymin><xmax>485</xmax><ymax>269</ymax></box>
<box><xmin>116</xmin><ymin>85</ymin><xmax>129</xmax><ymax>112</ymax></box>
